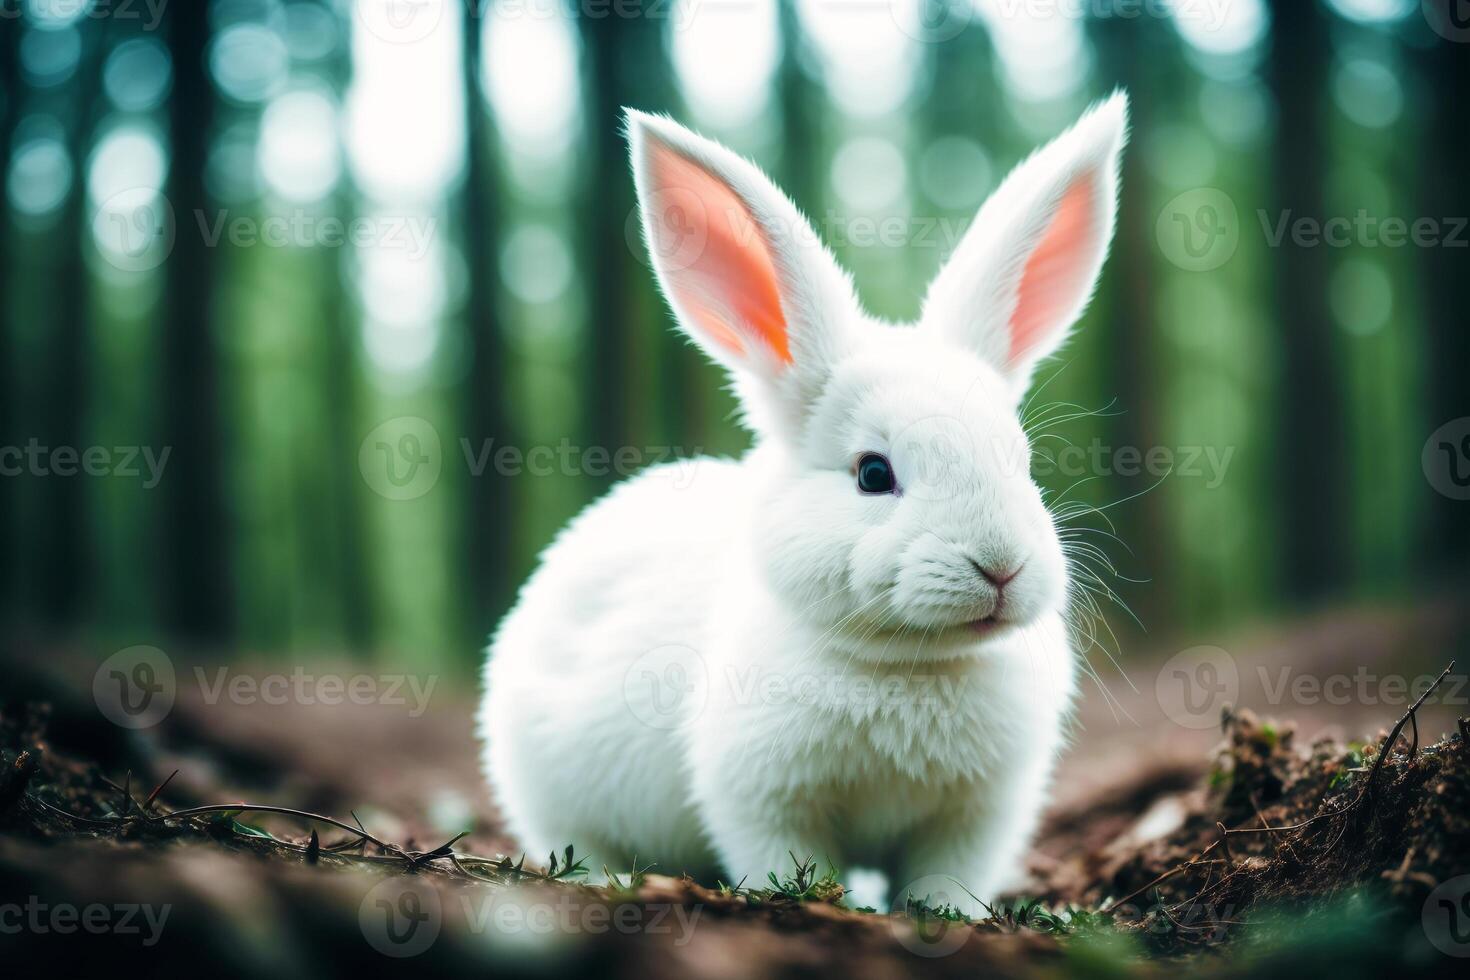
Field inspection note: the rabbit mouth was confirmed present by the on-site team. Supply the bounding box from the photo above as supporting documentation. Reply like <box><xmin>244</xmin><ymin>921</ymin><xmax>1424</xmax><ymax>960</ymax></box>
<box><xmin>966</xmin><ymin>615</ymin><xmax>1003</xmax><ymax>636</ymax></box>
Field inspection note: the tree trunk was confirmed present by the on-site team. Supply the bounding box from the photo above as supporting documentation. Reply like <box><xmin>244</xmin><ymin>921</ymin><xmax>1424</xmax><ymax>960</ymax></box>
<box><xmin>461</xmin><ymin>8</ymin><xmax>515</xmax><ymax>641</ymax></box>
<box><xmin>35</xmin><ymin>19</ymin><xmax>104</xmax><ymax>624</ymax></box>
<box><xmin>163</xmin><ymin>3</ymin><xmax>232</xmax><ymax>639</ymax></box>
<box><xmin>578</xmin><ymin>6</ymin><xmax>677</xmax><ymax>478</ymax></box>
<box><xmin>1418</xmin><ymin>14</ymin><xmax>1470</xmax><ymax>571</ymax></box>
<box><xmin>1267</xmin><ymin>0</ymin><xmax>1346</xmax><ymax>600</ymax></box>
<box><xmin>325</xmin><ymin>36</ymin><xmax>373</xmax><ymax>652</ymax></box>
<box><xmin>777</xmin><ymin>0</ymin><xmax>821</xmax><ymax>220</ymax></box>
<box><xmin>0</xmin><ymin>4</ymin><xmax>20</xmax><ymax>616</ymax></box>
<box><xmin>1090</xmin><ymin>16</ymin><xmax>1169</xmax><ymax>630</ymax></box>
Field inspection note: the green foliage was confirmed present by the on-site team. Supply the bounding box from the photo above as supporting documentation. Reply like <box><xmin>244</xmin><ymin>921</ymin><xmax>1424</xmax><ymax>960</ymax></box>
<box><xmin>721</xmin><ymin>852</ymin><xmax>846</xmax><ymax>906</ymax></box>
<box><xmin>1329</xmin><ymin>741</ymin><xmax>1369</xmax><ymax>790</ymax></box>
<box><xmin>601</xmin><ymin>856</ymin><xmax>655</xmax><ymax>893</ymax></box>
<box><xmin>1260</xmin><ymin>723</ymin><xmax>1279</xmax><ymax>748</ymax></box>
<box><xmin>0</xmin><ymin>0</ymin><xmax>1460</xmax><ymax>682</ymax></box>
<box><xmin>979</xmin><ymin>897</ymin><xmax>1116</xmax><ymax>938</ymax></box>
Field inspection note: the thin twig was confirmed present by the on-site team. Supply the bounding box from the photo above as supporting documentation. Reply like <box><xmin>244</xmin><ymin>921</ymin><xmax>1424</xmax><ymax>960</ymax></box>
<box><xmin>143</xmin><ymin>769</ymin><xmax>179</xmax><ymax>812</ymax></box>
<box><xmin>1106</xmin><ymin>661</ymin><xmax>1455</xmax><ymax>919</ymax></box>
<box><xmin>151</xmin><ymin>804</ymin><xmax>399</xmax><ymax>853</ymax></box>
<box><xmin>1101</xmin><ymin>840</ymin><xmax>1222</xmax><ymax>915</ymax></box>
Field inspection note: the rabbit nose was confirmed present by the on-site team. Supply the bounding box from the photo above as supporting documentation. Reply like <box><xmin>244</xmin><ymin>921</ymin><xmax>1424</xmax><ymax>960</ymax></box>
<box><xmin>968</xmin><ymin>558</ymin><xmax>1024</xmax><ymax>590</ymax></box>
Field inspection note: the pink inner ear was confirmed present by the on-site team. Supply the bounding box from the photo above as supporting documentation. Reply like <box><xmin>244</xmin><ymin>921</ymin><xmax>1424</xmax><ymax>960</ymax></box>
<box><xmin>1009</xmin><ymin>175</ymin><xmax>1097</xmax><ymax>365</ymax></box>
<box><xmin>648</xmin><ymin>143</ymin><xmax>792</xmax><ymax>364</ymax></box>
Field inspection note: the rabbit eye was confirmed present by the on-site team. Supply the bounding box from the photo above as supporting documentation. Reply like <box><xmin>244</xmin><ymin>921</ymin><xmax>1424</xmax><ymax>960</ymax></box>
<box><xmin>856</xmin><ymin>453</ymin><xmax>896</xmax><ymax>495</ymax></box>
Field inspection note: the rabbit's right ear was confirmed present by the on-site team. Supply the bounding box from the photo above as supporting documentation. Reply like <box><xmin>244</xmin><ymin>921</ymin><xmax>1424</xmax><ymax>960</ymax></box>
<box><xmin>921</xmin><ymin>93</ymin><xmax>1128</xmax><ymax>401</ymax></box>
<box><xmin>626</xmin><ymin>110</ymin><xmax>859</xmax><ymax>435</ymax></box>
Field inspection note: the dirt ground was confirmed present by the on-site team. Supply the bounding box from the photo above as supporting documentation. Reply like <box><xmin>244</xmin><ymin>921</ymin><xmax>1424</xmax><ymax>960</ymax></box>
<box><xmin>3</xmin><ymin>591</ymin><xmax>1469</xmax><ymax>977</ymax></box>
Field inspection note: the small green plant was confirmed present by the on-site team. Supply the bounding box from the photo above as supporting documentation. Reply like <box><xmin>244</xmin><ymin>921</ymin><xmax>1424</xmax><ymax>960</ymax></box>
<box><xmin>1259</xmin><ymin>723</ymin><xmax>1279</xmax><ymax>748</ymax></box>
<box><xmin>728</xmin><ymin>853</ymin><xmax>846</xmax><ymax>906</ymax></box>
<box><xmin>715</xmin><ymin>875</ymin><xmax>748</xmax><ymax>897</ymax></box>
<box><xmin>907</xmin><ymin>893</ymin><xmax>972</xmax><ymax>923</ymax></box>
<box><xmin>981</xmin><ymin>898</ymin><xmax>1114</xmax><ymax>937</ymax></box>
<box><xmin>764</xmin><ymin>852</ymin><xmax>845</xmax><ymax>903</ymax></box>
<box><xmin>601</xmin><ymin>856</ymin><xmax>654</xmax><ymax>892</ymax></box>
<box><xmin>490</xmin><ymin>843</ymin><xmax>589</xmax><ymax>882</ymax></box>
<box><xmin>1329</xmin><ymin>741</ymin><xmax>1369</xmax><ymax>790</ymax></box>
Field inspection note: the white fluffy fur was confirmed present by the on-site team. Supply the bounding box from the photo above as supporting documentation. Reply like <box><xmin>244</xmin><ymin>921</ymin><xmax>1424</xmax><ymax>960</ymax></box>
<box><xmin>480</xmin><ymin>94</ymin><xmax>1130</xmax><ymax>913</ymax></box>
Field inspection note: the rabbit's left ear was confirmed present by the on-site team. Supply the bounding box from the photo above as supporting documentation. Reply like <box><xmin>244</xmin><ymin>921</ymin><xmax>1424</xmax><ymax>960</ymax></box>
<box><xmin>626</xmin><ymin>110</ymin><xmax>859</xmax><ymax>436</ymax></box>
<box><xmin>923</xmin><ymin>93</ymin><xmax>1129</xmax><ymax>398</ymax></box>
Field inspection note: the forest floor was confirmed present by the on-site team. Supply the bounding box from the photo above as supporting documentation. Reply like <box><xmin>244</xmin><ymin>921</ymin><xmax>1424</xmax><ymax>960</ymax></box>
<box><xmin>2</xmin><ymin>593</ymin><xmax>1469</xmax><ymax>978</ymax></box>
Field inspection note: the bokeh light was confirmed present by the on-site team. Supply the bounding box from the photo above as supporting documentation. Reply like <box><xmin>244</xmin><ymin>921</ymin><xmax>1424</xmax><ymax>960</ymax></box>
<box><xmin>357</xmin><ymin>227</ymin><xmax>449</xmax><ymax>376</ymax></box>
<box><xmin>1332</xmin><ymin>57</ymin><xmax>1404</xmax><ymax>129</ymax></box>
<box><xmin>23</xmin><ymin>0</ymin><xmax>95</xmax><ymax>27</ymax></box>
<box><xmin>103</xmin><ymin>38</ymin><xmax>174</xmax><ymax>113</ymax></box>
<box><xmin>19</xmin><ymin>23</ymin><xmax>82</xmax><ymax>88</ymax></box>
<box><xmin>977</xmin><ymin>0</ymin><xmax>1088</xmax><ymax>104</ymax></box>
<box><xmin>6</xmin><ymin>132</ymin><xmax>73</xmax><ymax>218</ymax></box>
<box><xmin>210</xmin><ymin>22</ymin><xmax>291</xmax><ymax>105</ymax></box>
<box><xmin>206</xmin><ymin>120</ymin><xmax>264</xmax><ymax>204</ymax></box>
<box><xmin>259</xmin><ymin>87</ymin><xmax>342</xmax><ymax>202</ymax></box>
<box><xmin>500</xmin><ymin>223</ymin><xmax>573</xmax><ymax>306</ymax></box>
<box><xmin>482</xmin><ymin>0</ymin><xmax>581</xmax><ymax>165</ymax></box>
<box><xmin>1172</xmin><ymin>0</ymin><xmax>1268</xmax><ymax>55</ymax></box>
<box><xmin>345</xmin><ymin>0</ymin><xmax>464</xmax><ymax>203</ymax></box>
<box><xmin>1330</xmin><ymin>258</ymin><xmax>1394</xmax><ymax>335</ymax></box>
<box><xmin>86</xmin><ymin>124</ymin><xmax>173</xmax><ymax>271</ymax></box>
<box><xmin>671</xmin><ymin>0</ymin><xmax>779</xmax><ymax>129</ymax></box>
<box><xmin>831</xmin><ymin>136</ymin><xmax>907</xmax><ymax>211</ymax></box>
<box><xmin>283</xmin><ymin>0</ymin><xmax>340</xmax><ymax>62</ymax></box>
<box><xmin>917</xmin><ymin>136</ymin><xmax>991</xmax><ymax>211</ymax></box>
<box><xmin>1325</xmin><ymin>0</ymin><xmax>1415</xmax><ymax>23</ymax></box>
<box><xmin>798</xmin><ymin>0</ymin><xmax>920</xmax><ymax>118</ymax></box>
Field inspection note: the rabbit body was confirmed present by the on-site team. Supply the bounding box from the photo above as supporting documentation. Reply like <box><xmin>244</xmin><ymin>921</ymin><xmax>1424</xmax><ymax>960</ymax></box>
<box><xmin>482</xmin><ymin>445</ymin><xmax>1074</xmax><ymax>907</ymax></box>
<box><xmin>481</xmin><ymin>94</ymin><xmax>1129</xmax><ymax>911</ymax></box>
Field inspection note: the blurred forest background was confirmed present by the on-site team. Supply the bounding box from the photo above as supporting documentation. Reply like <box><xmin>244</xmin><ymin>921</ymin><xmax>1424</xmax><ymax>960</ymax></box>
<box><xmin>0</xmin><ymin>0</ymin><xmax>1466</xmax><ymax>674</ymax></box>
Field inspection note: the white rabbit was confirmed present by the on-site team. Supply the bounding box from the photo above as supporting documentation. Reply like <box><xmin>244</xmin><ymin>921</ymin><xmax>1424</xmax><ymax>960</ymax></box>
<box><xmin>481</xmin><ymin>93</ymin><xmax>1129</xmax><ymax>913</ymax></box>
